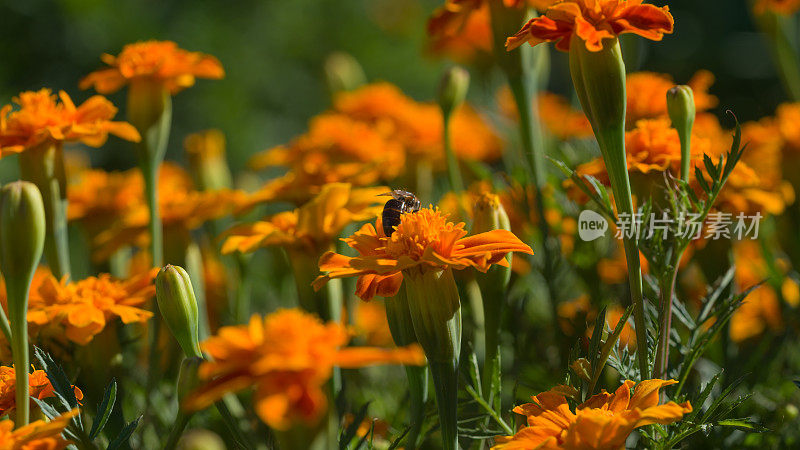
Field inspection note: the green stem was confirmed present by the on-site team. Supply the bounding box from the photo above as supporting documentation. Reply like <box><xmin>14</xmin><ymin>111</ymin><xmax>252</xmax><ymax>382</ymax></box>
<box><xmin>7</xmin><ymin>281</ymin><xmax>30</xmax><ymax>427</ymax></box>
<box><xmin>756</xmin><ymin>10</ymin><xmax>800</xmax><ymax>102</ymax></box>
<box><xmin>654</xmin><ymin>255</ymin><xmax>681</xmax><ymax>379</ymax></box>
<box><xmin>142</xmin><ymin>160</ymin><xmax>163</xmax><ymax>268</ymax></box>
<box><xmin>678</xmin><ymin>127</ymin><xmax>692</xmax><ymax>184</ymax></box>
<box><xmin>404</xmin><ymin>365</ymin><xmax>428</xmax><ymax>450</ymax></box>
<box><xmin>442</xmin><ymin>110</ymin><xmax>464</xmax><ymax>193</ymax></box>
<box><xmin>385</xmin><ymin>286</ymin><xmax>428</xmax><ymax>450</ymax></box>
<box><xmin>163</xmin><ymin>412</ymin><xmax>191</xmax><ymax>450</ymax></box>
<box><xmin>233</xmin><ymin>254</ymin><xmax>252</xmax><ymax>323</ymax></box>
<box><xmin>429</xmin><ymin>360</ymin><xmax>459</xmax><ymax>450</ymax></box>
<box><xmin>18</xmin><ymin>142</ymin><xmax>70</xmax><ymax>279</ymax></box>
<box><xmin>479</xmin><ymin>278</ymin><xmax>503</xmax><ymax>409</ymax></box>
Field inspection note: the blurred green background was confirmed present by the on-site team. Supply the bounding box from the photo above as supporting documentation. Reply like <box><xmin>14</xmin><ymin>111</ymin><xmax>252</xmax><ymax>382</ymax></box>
<box><xmin>0</xmin><ymin>0</ymin><xmax>788</xmax><ymax>174</ymax></box>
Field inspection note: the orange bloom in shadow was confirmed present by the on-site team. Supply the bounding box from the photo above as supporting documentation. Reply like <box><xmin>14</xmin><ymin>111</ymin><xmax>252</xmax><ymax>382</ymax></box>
<box><xmin>313</xmin><ymin>207</ymin><xmax>533</xmax><ymax>300</ymax></box>
<box><xmin>714</xmin><ymin>119</ymin><xmax>795</xmax><ymax>216</ymax></box>
<box><xmin>334</xmin><ymin>83</ymin><xmax>502</xmax><ymax>164</ymax></box>
<box><xmin>184</xmin><ymin>309</ymin><xmax>425</xmax><ymax>430</ymax></box>
<box><xmin>0</xmin><ymin>366</ymin><xmax>83</xmax><ymax>417</ymax></box>
<box><xmin>0</xmin><ymin>409</ymin><xmax>78</xmax><ymax>449</ymax></box>
<box><xmin>428</xmin><ymin>3</ymin><xmax>493</xmax><ymax>62</ymax></box>
<box><xmin>506</xmin><ymin>0</ymin><xmax>674</xmax><ymax>52</ymax></box>
<box><xmin>0</xmin><ymin>89</ymin><xmax>140</xmax><ymax>156</ymax></box>
<box><xmin>776</xmin><ymin>103</ymin><xmax>800</xmax><ymax>152</ymax></box>
<box><xmin>80</xmin><ymin>40</ymin><xmax>225</xmax><ymax>94</ymax></box>
<box><xmin>494</xmin><ymin>380</ymin><xmax>691</xmax><ymax>449</ymax></box>
<box><xmin>244</xmin><ymin>114</ymin><xmax>404</xmax><ymax>209</ymax></box>
<box><xmin>222</xmin><ymin>183</ymin><xmax>386</xmax><ymax>256</ymax></box>
<box><xmin>68</xmin><ymin>168</ymin><xmax>143</xmax><ymax>234</ymax></box>
<box><xmin>626</xmin><ymin>71</ymin><xmax>718</xmax><ymax>124</ymax></box>
<box><xmin>28</xmin><ymin>270</ymin><xmax>157</xmax><ymax>345</ymax></box>
<box><xmin>91</xmin><ymin>163</ymin><xmax>243</xmax><ymax>261</ymax></box>
<box><xmin>497</xmin><ymin>88</ymin><xmax>593</xmax><ymax>140</ymax></box>
<box><xmin>754</xmin><ymin>0</ymin><xmax>800</xmax><ymax>15</ymax></box>
<box><xmin>729</xmin><ymin>241</ymin><xmax>784</xmax><ymax>343</ymax></box>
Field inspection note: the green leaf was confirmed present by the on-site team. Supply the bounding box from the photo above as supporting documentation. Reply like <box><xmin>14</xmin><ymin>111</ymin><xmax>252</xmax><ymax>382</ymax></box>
<box><xmin>89</xmin><ymin>379</ymin><xmax>117</xmax><ymax>440</ymax></box>
<box><xmin>106</xmin><ymin>416</ymin><xmax>141</xmax><ymax>450</ymax></box>
<box><xmin>716</xmin><ymin>419</ymin><xmax>769</xmax><ymax>433</ymax></box>
<box><xmin>340</xmin><ymin>402</ymin><xmax>370</xmax><ymax>449</ymax></box>
<box><xmin>388</xmin><ymin>427</ymin><xmax>411</xmax><ymax>450</ymax></box>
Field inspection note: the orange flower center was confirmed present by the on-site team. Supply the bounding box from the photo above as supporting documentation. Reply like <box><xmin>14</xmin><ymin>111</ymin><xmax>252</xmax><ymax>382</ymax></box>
<box><xmin>384</xmin><ymin>208</ymin><xmax>466</xmax><ymax>261</ymax></box>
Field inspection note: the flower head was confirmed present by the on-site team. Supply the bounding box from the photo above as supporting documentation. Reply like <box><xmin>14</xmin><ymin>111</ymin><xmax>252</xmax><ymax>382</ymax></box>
<box><xmin>0</xmin><ymin>409</ymin><xmax>78</xmax><ymax>450</ymax></box>
<box><xmin>0</xmin><ymin>89</ymin><xmax>140</xmax><ymax>156</ymax></box>
<box><xmin>754</xmin><ymin>0</ymin><xmax>800</xmax><ymax>15</ymax></box>
<box><xmin>223</xmin><ymin>183</ymin><xmax>386</xmax><ymax>256</ymax></box>
<box><xmin>506</xmin><ymin>0</ymin><xmax>674</xmax><ymax>52</ymax></box>
<box><xmin>243</xmin><ymin>113</ymin><xmax>405</xmax><ymax>209</ymax></box>
<box><xmin>92</xmin><ymin>164</ymin><xmax>242</xmax><ymax>261</ymax></box>
<box><xmin>494</xmin><ymin>379</ymin><xmax>692</xmax><ymax>449</ymax></box>
<box><xmin>80</xmin><ymin>40</ymin><xmax>225</xmax><ymax>94</ymax></box>
<box><xmin>28</xmin><ymin>270</ymin><xmax>157</xmax><ymax>345</ymax></box>
<box><xmin>0</xmin><ymin>366</ymin><xmax>83</xmax><ymax>417</ymax></box>
<box><xmin>730</xmin><ymin>241</ymin><xmax>785</xmax><ymax>342</ymax></box>
<box><xmin>184</xmin><ymin>309</ymin><xmax>425</xmax><ymax>430</ymax></box>
<box><xmin>333</xmin><ymin>83</ymin><xmax>502</xmax><ymax>164</ymax></box>
<box><xmin>313</xmin><ymin>207</ymin><xmax>533</xmax><ymax>300</ymax></box>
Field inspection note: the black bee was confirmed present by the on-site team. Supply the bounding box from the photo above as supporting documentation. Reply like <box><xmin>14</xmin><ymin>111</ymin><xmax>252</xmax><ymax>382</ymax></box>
<box><xmin>380</xmin><ymin>190</ymin><xmax>421</xmax><ymax>236</ymax></box>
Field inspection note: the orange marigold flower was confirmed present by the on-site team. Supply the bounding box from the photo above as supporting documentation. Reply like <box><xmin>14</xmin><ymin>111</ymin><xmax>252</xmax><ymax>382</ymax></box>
<box><xmin>28</xmin><ymin>270</ymin><xmax>157</xmax><ymax>345</ymax></box>
<box><xmin>571</xmin><ymin>118</ymin><xmax>711</xmax><ymax>193</ymax></box>
<box><xmin>92</xmin><ymin>164</ymin><xmax>243</xmax><ymax>261</ymax></box>
<box><xmin>222</xmin><ymin>183</ymin><xmax>385</xmax><ymax>256</ymax></box>
<box><xmin>754</xmin><ymin>0</ymin><xmax>800</xmax><ymax>15</ymax></box>
<box><xmin>428</xmin><ymin>3</ymin><xmax>493</xmax><ymax>63</ymax></box>
<box><xmin>493</xmin><ymin>379</ymin><xmax>691</xmax><ymax>449</ymax></box>
<box><xmin>0</xmin><ymin>89</ymin><xmax>140</xmax><ymax>156</ymax></box>
<box><xmin>0</xmin><ymin>409</ymin><xmax>78</xmax><ymax>450</ymax></box>
<box><xmin>715</xmin><ymin>119</ymin><xmax>795</xmax><ymax>216</ymax></box>
<box><xmin>68</xmin><ymin>168</ymin><xmax>143</xmax><ymax>234</ymax></box>
<box><xmin>505</xmin><ymin>0</ymin><xmax>674</xmax><ymax>53</ymax></box>
<box><xmin>334</xmin><ymin>83</ymin><xmax>502</xmax><ymax>164</ymax></box>
<box><xmin>184</xmin><ymin>309</ymin><xmax>425</xmax><ymax>430</ymax></box>
<box><xmin>354</xmin><ymin>300</ymin><xmax>395</xmax><ymax>347</ymax></box>
<box><xmin>0</xmin><ymin>366</ymin><xmax>83</xmax><ymax>417</ymax></box>
<box><xmin>80</xmin><ymin>40</ymin><xmax>225</xmax><ymax>95</ymax></box>
<box><xmin>775</xmin><ymin>102</ymin><xmax>800</xmax><ymax>152</ymax></box>
<box><xmin>497</xmin><ymin>87</ymin><xmax>593</xmax><ymax>140</ymax></box>
<box><xmin>313</xmin><ymin>207</ymin><xmax>533</xmax><ymax>300</ymax></box>
<box><xmin>244</xmin><ymin>113</ymin><xmax>405</xmax><ymax>209</ymax></box>
<box><xmin>626</xmin><ymin>71</ymin><xmax>718</xmax><ymax>124</ymax></box>
<box><xmin>729</xmin><ymin>241</ymin><xmax>784</xmax><ymax>343</ymax></box>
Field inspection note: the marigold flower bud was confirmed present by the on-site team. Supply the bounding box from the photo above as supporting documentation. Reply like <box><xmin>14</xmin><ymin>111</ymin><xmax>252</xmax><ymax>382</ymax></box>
<box><xmin>0</xmin><ymin>181</ymin><xmax>45</xmax><ymax>282</ymax></box>
<box><xmin>667</xmin><ymin>85</ymin><xmax>696</xmax><ymax>182</ymax></box>
<box><xmin>175</xmin><ymin>429</ymin><xmax>226</xmax><ymax>450</ymax></box>
<box><xmin>324</xmin><ymin>52</ymin><xmax>367</xmax><ymax>95</ymax></box>
<box><xmin>438</xmin><ymin>66</ymin><xmax>470</xmax><ymax>117</ymax></box>
<box><xmin>0</xmin><ymin>181</ymin><xmax>45</xmax><ymax>427</ymax></box>
<box><xmin>184</xmin><ymin>130</ymin><xmax>233</xmax><ymax>191</ymax></box>
<box><xmin>156</xmin><ymin>265</ymin><xmax>202</xmax><ymax>359</ymax></box>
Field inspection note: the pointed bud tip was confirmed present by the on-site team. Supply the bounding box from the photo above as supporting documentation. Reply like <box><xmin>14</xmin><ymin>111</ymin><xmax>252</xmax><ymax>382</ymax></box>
<box><xmin>438</xmin><ymin>66</ymin><xmax>470</xmax><ymax>115</ymax></box>
<box><xmin>156</xmin><ymin>265</ymin><xmax>202</xmax><ymax>358</ymax></box>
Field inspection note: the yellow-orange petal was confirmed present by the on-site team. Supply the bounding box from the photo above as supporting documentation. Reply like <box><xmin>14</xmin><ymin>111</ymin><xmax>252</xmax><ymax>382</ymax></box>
<box><xmin>334</xmin><ymin>343</ymin><xmax>426</xmax><ymax>368</ymax></box>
